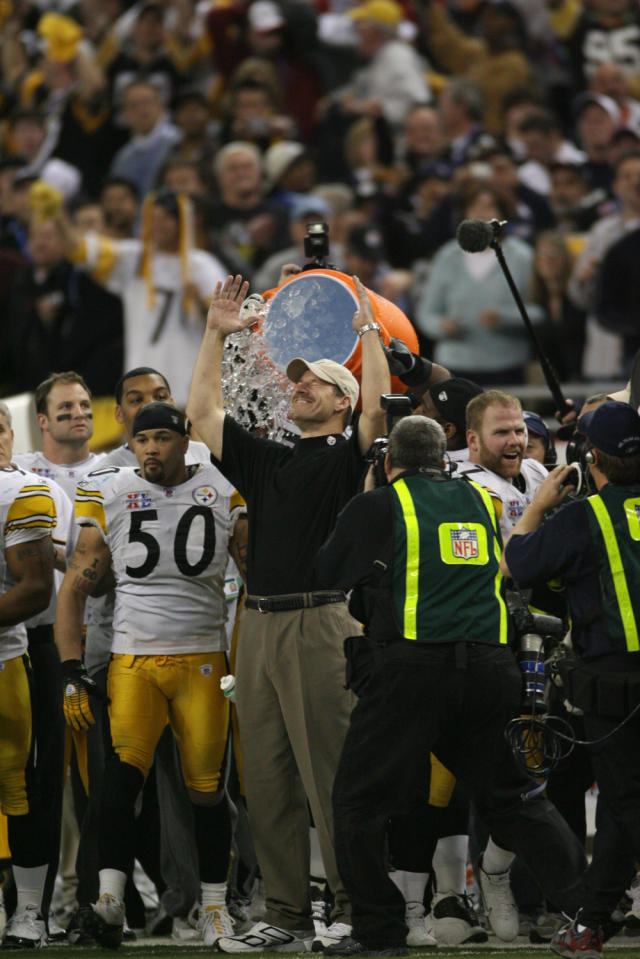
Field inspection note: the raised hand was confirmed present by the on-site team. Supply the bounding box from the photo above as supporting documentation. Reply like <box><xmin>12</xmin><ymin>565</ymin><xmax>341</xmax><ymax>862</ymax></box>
<box><xmin>352</xmin><ymin>275</ymin><xmax>376</xmax><ymax>333</ymax></box>
<box><xmin>206</xmin><ymin>275</ymin><xmax>251</xmax><ymax>336</ymax></box>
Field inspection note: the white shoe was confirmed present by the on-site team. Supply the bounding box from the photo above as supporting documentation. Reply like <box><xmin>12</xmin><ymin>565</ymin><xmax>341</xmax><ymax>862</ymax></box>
<box><xmin>45</xmin><ymin>916</ymin><xmax>67</xmax><ymax>943</ymax></box>
<box><xmin>217</xmin><ymin>920</ymin><xmax>314</xmax><ymax>953</ymax></box>
<box><xmin>311</xmin><ymin>921</ymin><xmax>353</xmax><ymax>952</ymax></box>
<box><xmin>311</xmin><ymin>896</ymin><xmax>328</xmax><ymax>939</ymax></box>
<box><xmin>201</xmin><ymin>905</ymin><xmax>235</xmax><ymax>945</ymax></box>
<box><xmin>2</xmin><ymin>905</ymin><xmax>47</xmax><ymax>949</ymax></box>
<box><xmin>478</xmin><ymin>860</ymin><xmax>519</xmax><ymax>942</ymax></box>
<box><xmin>626</xmin><ymin>871</ymin><xmax>640</xmax><ymax>920</ymax></box>
<box><xmin>172</xmin><ymin>904</ymin><xmax>202</xmax><ymax>942</ymax></box>
<box><xmin>404</xmin><ymin>902</ymin><xmax>436</xmax><ymax>947</ymax></box>
<box><xmin>91</xmin><ymin>892</ymin><xmax>125</xmax><ymax>949</ymax></box>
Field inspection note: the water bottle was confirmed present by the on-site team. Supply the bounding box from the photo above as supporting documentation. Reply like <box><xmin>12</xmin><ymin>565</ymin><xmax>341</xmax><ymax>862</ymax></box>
<box><xmin>220</xmin><ymin>674</ymin><xmax>236</xmax><ymax>702</ymax></box>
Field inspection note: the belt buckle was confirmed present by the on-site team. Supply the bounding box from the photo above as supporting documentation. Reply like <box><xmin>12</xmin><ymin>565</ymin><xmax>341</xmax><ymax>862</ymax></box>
<box><xmin>257</xmin><ymin>597</ymin><xmax>269</xmax><ymax>614</ymax></box>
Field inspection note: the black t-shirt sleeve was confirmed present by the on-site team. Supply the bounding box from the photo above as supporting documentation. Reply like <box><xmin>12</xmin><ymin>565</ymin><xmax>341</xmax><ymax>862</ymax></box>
<box><xmin>314</xmin><ymin>488</ymin><xmax>393</xmax><ymax>590</ymax></box>
<box><xmin>505</xmin><ymin>500</ymin><xmax>590</xmax><ymax>588</ymax></box>
<box><xmin>210</xmin><ymin>414</ymin><xmax>282</xmax><ymax>501</ymax></box>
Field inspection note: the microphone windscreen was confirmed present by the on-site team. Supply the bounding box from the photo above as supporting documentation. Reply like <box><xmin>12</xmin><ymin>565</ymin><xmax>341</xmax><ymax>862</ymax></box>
<box><xmin>456</xmin><ymin>219</ymin><xmax>494</xmax><ymax>253</ymax></box>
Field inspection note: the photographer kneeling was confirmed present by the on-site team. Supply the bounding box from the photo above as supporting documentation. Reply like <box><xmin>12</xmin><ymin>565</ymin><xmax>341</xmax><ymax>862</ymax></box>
<box><xmin>315</xmin><ymin>416</ymin><xmax>585</xmax><ymax>957</ymax></box>
<box><xmin>503</xmin><ymin>400</ymin><xmax>640</xmax><ymax>959</ymax></box>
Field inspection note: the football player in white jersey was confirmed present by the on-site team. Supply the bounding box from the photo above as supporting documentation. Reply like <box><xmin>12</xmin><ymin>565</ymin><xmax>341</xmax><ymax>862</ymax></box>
<box><xmin>14</xmin><ymin>371</ymin><xmax>105</xmax><ymax>499</ymax></box>
<box><xmin>456</xmin><ymin>390</ymin><xmax>548</xmax><ymax>543</ymax></box>
<box><xmin>0</xmin><ymin>402</ymin><xmax>73</xmax><ymax>940</ymax></box>
<box><xmin>0</xmin><ymin>467</ymin><xmax>56</xmax><ymax>948</ymax></box>
<box><xmin>83</xmin><ymin>367</ymin><xmax>241</xmax><ymax>678</ymax></box>
<box><xmin>72</xmin><ymin>368</ymin><xmax>241</xmax><ymax>943</ymax></box>
<box><xmin>12</xmin><ymin>372</ymin><xmax>101</xmax><ymax>932</ymax></box>
<box><xmin>455</xmin><ymin>389</ymin><xmax>547</xmax><ymax>940</ymax></box>
<box><xmin>55</xmin><ymin>403</ymin><xmax>246</xmax><ymax>949</ymax></box>
<box><xmin>54</xmin><ymin>190</ymin><xmax>227</xmax><ymax>408</ymax></box>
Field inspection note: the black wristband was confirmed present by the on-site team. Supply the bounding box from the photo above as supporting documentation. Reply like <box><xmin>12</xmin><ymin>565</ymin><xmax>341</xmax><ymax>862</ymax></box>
<box><xmin>61</xmin><ymin>659</ymin><xmax>84</xmax><ymax>683</ymax></box>
<box><xmin>399</xmin><ymin>355</ymin><xmax>434</xmax><ymax>388</ymax></box>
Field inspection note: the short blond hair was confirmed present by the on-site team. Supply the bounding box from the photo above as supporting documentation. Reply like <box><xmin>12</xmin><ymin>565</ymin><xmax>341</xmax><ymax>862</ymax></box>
<box><xmin>466</xmin><ymin>390</ymin><xmax>521</xmax><ymax>434</ymax></box>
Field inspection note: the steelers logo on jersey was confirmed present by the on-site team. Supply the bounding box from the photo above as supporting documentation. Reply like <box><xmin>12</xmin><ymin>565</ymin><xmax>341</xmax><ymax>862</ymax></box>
<box><xmin>193</xmin><ymin>486</ymin><xmax>218</xmax><ymax>506</ymax></box>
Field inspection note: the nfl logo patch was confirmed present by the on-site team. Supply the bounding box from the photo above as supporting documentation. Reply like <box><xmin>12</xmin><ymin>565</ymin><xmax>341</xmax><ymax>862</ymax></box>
<box><xmin>200</xmin><ymin>664</ymin><xmax>213</xmax><ymax>677</ymax></box>
<box><xmin>450</xmin><ymin>527</ymin><xmax>479</xmax><ymax>560</ymax></box>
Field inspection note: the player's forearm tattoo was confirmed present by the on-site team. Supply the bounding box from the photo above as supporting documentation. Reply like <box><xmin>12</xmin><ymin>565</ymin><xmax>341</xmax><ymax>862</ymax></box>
<box><xmin>15</xmin><ymin>538</ymin><xmax>55</xmax><ymax>571</ymax></box>
<box><xmin>68</xmin><ymin>539</ymin><xmax>90</xmax><ymax>571</ymax></box>
<box><xmin>16</xmin><ymin>538</ymin><xmax>53</xmax><ymax>560</ymax></box>
<box><xmin>230</xmin><ymin>538</ymin><xmax>248</xmax><ymax>581</ymax></box>
<box><xmin>70</xmin><ymin>554</ymin><xmax>103</xmax><ymax>594</ymax></box>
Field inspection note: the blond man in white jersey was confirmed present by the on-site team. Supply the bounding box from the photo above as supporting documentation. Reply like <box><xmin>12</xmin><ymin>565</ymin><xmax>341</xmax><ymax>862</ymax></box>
<box><xmin>13</xmin><ymin>370</ymin><xmax>104</xmax><ymax>930</ymax></box>
<box><xmin>456</xmin><ymin>390</ymin><xmax>547</xmax><ymax>543</ymax></box>
<box><xmin>14</xmin><ymin>371</ymin><xmax>105</xmax><ymax>498</ymax></box>
<box><xmin>455</xmin><ymin>389</ymin><xmax>547</xmax><ymax>941</ymax></box>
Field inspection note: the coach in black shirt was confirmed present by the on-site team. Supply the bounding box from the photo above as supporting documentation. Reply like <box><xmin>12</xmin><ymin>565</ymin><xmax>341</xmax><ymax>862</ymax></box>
<box><xmin>188</xmin><ymin>273</ymin><xmax>404</xmax><ymax>952</ymax></box>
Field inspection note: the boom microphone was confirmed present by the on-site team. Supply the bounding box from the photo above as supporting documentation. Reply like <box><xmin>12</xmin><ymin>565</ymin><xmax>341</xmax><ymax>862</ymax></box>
<box><xmin>454</xmin><ymin>217</ymin><xmax>573</xmax><ymax>416</ymax></box>
<box><xmin>456</xmin><ymin>218</ymin><xmax>506</xmax><ymax>253</ymax></box>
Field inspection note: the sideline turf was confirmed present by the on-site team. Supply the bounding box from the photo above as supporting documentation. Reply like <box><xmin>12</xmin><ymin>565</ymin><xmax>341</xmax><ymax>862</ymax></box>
<box><xmin>35</xmin><ymin>944</ymin><xmax>640</xmax><ymax>959</ymax></box>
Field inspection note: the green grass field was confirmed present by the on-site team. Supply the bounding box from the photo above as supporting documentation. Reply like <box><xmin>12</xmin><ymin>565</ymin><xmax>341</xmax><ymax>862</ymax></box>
<box><xmin>34</xmin><ymin>942</ymin><xmax>640</xmax><ymax>959</ymax></box>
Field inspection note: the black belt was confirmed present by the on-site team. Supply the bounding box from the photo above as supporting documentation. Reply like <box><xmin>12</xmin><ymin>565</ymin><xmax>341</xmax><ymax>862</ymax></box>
<box><xmin>245</xmin><ymin>591</ymin><xmax>346</xmax><ymax>613</ymax></box>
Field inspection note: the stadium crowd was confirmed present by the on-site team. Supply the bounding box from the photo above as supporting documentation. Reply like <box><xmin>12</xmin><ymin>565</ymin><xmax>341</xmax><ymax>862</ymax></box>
<box><xmin>2</xmin><ymin>1</ymin><xmax>640</xmax><ymax>958</ymax></box>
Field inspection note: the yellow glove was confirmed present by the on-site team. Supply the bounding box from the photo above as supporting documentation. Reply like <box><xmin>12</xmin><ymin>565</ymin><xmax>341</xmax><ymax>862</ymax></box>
<box><xmin>28</xmin><ymin>180</ymin><xmax>63</xmax><ymax>222</ymax></box>
<box><xmin>61</xmin><ymin>659</ymin><xmax>101</xmax><ymax>730</ymax></box>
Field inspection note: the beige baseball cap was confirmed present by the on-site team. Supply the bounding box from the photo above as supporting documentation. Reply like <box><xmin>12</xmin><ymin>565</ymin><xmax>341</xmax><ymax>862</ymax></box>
<box><xmin>286</xmin><ymin>358</ymin><xmax>360</xmax><ymax>410</ymax></box>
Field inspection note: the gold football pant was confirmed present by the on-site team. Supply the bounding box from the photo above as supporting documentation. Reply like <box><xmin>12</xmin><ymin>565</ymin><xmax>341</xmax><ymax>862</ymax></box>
<box><xmin>108</xmin><ymin>652</ymin><xmax>229</xmax><ymax>792</ymax></box>
<box><xmin>0</xmin><ymin>656</ymin><xmax>31</xmax><ymax>815</ymax></box>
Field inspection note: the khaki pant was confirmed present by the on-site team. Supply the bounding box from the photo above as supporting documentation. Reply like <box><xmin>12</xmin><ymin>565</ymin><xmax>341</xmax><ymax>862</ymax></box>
<box><xmin>235</xmin><ymin>602</ymin><xmax>356</xmax><ymax>929</ymax></box>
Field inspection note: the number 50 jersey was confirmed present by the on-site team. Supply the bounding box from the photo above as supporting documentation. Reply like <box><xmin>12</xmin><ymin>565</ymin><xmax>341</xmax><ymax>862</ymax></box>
<box><xmin>75</xmin><ymin>463</ymin><xmax>238</xmax><ymax>656</ymax></box>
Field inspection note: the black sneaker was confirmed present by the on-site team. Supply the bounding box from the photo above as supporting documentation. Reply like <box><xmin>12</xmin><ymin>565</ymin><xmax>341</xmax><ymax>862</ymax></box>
<box><xmin>67</xmin><ymin>907</ymin><xmax>96</xmax><ymax>946</ymax></box>
<box><xmin>426</xmin><ymin>892</ymin><xmax>488</xmax><ymax>945</ymax></box>
<box><xmin>324</xmin><ymin>936</ymin><xmax>407</xmax><ymax>957</ymax></box>
<box><xmin>91</xmin><ymin>894</ymin><xmax>125</xmax><ymax>950</ymax></box>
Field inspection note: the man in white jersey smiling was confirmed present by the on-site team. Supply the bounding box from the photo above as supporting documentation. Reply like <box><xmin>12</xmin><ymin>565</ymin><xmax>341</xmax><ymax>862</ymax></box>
<box><xmin>54</xmin><ymin>402</ymin><xmax>246</xmax><ymax>949</ymax></box>
<box><xmin>455</xmin><ymin>389</ymin><xmax>547</xmax><ymax>942</ymax></box>
<box><xmin>456</xmin><ymin>390</ymin><xmax>547</xmax><ymax>543</ymax></box>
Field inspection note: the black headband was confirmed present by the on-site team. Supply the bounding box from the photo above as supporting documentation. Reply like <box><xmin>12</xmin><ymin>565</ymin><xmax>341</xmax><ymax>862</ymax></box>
<box><xmin>132</xmin><ymin>402</ymin><xmax>186</xmax><ymax>436</ymax></box>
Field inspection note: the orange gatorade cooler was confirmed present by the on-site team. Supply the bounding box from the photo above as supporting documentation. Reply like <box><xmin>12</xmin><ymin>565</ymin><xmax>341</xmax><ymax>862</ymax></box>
<box><xmin>261</xmin><ymin>269</ymin><xmax>418</xmax><ymax>400</ymax></box>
